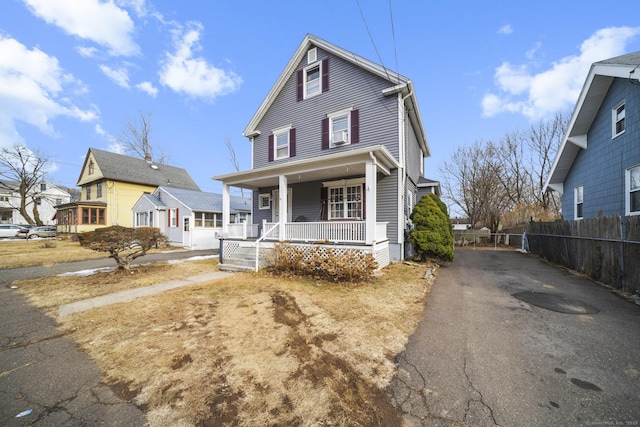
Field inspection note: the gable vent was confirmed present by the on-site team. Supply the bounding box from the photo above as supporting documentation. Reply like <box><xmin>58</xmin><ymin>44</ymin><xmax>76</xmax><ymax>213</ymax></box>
<box><xmin>307</xmin><ymin>47</ymin><xmax>317</xmax><ymax>64</ymax></box>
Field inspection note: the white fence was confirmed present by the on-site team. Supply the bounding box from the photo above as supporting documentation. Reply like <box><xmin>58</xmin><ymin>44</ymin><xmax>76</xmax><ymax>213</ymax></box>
<box><xmin>261</xmin><ymin>221</ymin><xmax>387</xmax><ymax>244</ymax></box>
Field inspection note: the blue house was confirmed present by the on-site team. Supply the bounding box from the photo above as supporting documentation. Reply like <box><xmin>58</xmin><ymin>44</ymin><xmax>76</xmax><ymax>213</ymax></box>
<box><xmin>214</xmin><ymin>34</ymin><xmax>432</xmax><ymax>270</ymax></box>
<box><xmin>545</xmin><ymin>51</ymin><xmax>640</xmax><ymax>220</ymax></box>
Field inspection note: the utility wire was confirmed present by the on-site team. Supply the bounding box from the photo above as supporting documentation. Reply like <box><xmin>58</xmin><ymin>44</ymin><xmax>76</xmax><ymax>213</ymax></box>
<box><xmin>388</xmin><ymin>0</ymin><xmax>399</xmax><ymax>74</ymax></box>
<box><xmin>355</xmin><ymin>0</ymin><xmax>392</xmax><ymax>83</ymax></box>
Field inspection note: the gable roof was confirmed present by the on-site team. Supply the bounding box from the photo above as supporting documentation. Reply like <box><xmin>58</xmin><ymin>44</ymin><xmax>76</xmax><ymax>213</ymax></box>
<box><xmin>242</xmin><ymin>34</ymin><xmax>430</xmax><ymax>157</ymax></box>
<box><xmin>545</xmin><ymin>51</ymin><xmax>640</xmax><ymax>194</ymax></box>
<box><xmin>79</xmin><ymin>148</ymin><xmax>200</xmax><ymax>191</ymax></box>
<box><xmin>157</xmin><ymin>186</ymin><xmax>251</xmax><ymax>213</ymax></box>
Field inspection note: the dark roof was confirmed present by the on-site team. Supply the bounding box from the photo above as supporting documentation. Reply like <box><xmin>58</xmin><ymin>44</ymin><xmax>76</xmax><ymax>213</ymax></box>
<box><xmin>417</xmin><ymin>176</ymin><xmax>440</xmax><ymax>186</ymax></box>
<box><xmin>595</xmin><ymin>51</ymin><xmax>640</xmax><ymax>66</ymax></box>
<box><xmin>158</xmin><ymin>187</ymin><xmax>251</xmax><ymax>213</ymax></box>
<box><xmin>81</xmin><ymin>148</ymin><xmax>200</xmax><ymax>191</ymax></box>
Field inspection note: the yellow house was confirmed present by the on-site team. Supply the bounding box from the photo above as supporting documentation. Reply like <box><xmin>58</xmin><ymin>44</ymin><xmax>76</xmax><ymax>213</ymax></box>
<box><xmin>56</xmin><ymin>148</ymin><xmax>200</xmax><ymax>234</ymax></box>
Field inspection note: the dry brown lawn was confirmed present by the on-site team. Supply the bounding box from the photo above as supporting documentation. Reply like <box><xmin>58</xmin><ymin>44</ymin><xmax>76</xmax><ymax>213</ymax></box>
<box><xmin>0</xmin><ymin>239</ymin><xmax>108</xmax><ymax>268</ymax></box>
<box><xmin>13</xmin><ymin>258</ymin><xmax>436</xmax><ymax>426</ymax></box>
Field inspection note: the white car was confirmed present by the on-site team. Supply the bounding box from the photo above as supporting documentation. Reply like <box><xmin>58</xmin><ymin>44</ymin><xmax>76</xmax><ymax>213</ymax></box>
<box><xmin>0</xmin><ymin>224</ymin><xmax>28</xmax><ymax>238</ymax></box>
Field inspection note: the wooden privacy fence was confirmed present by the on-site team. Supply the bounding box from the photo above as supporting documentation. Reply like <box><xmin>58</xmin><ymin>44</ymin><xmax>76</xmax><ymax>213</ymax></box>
<box><xmin>525</xmin><ymin>215</ymin><xmax>640</xmax><ymax>293</ymax></box>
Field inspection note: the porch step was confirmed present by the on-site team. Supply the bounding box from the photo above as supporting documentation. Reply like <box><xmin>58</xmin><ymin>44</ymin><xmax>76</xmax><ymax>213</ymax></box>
<box><xmin>219</xmin><ymin>245</ymin><xmax>270</xmax><ymax>272</ymax></box>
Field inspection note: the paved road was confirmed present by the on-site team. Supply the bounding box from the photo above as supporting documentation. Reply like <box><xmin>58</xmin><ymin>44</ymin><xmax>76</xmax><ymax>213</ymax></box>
<box><xmin>388</xmin><ymin>249</ymin><xmax>640</xmax><ymax>427</ymax></box>
<box><xmin>0</xmin><ymin>249</ymin><xmax>216</xmax><ymax>426</ymax></box>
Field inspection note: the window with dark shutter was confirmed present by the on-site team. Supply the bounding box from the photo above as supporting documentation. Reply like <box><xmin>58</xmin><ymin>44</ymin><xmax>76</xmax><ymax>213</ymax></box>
<box><xmin>290</xmin><ymin>128</ymin><xmax>296</xmax><ymax>157</ymax></box>
<box><xmin>320</xmin><ymin>187</ymin><xmax>328</xmax><ymax>220</ymax></box>
<box><xmin>350</xmin><ymin>109</ymin><xmax>360</xmax><ymax>143</ymax></box>
<box><xmin>321</xmin><ymin>118</ymin><xmax>329</xmax><ymax>150</ymax></box>
<box><xmin>322</xmin><ymin>59</ymin><xmax>329</xmax><ymax>92</ymax></box>
<box><xmin>296</xmin><ymin>69</ymin><xmax>304</xmax><ymax>101</ymax></box>
<box><xmin>268</xmin><ymin>134</ymin><xmax>274</xmax><ymax>162</ymax></box>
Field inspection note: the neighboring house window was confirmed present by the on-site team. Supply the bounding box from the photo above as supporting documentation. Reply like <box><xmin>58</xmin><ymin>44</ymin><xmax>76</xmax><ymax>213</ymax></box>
<box><xmin>328</xmin><ymin>184</ymin><xmax>363</xmax><ymax>220</ymax></box>
<box><xmin>96</xmin><ymin>182</ymin><xmax>102</xmax><ymax>198</ymax></box>
<box><xmin>168</xmin><ymin>208</ymin><xmax>179</xmax><ymax>227</ymax></box>
<box><xmin>55</xmin><ymin>198</ymin><xmax>62</xmax><ymax>206</ymax></box>
<box><xmin>575</xmin><ymin>186</ymin><xmax>584</xmax><ymax>219</ymax></box>
<box><xmin>86</xmin><ymin>185</ymin><xmax>91</xmax><ymax>200</ymax></box>
<box><xmin>194</xmin><ymin>212</ymin><xmax>216</xmax><ymax>227</ymax></box>
<box><xmin>259</xmin><ymin>194</ymin><xmax>271</xmax><ymax>210</ymax></box>
<box><xmin>82</xmin><ymin>207</ymin><xmax>105</xmax><ymax>224</ymax></box>
<box><xmin>237</xmin><ymin>212</ymin><xmax>247</xmax><ymax>223</ymax></box>
<box><xmin>0</xmin><ymin>196</ymin><xmax>8</xmax><ymax>202</ymax></box>
<box><xmin>40</xmin><ymin>183</ymin><xmax>46</xmax><ymax>191</ymax></box>
<box><xmin>136</xmin><ymin>212</ymin><xmax>149</xmax><ymax>227</ymax></box>
<box><xmin>88</xmin><ymin>160</ymin><xmax>94</xmax><ymax>175</ymax></box>
<box><xmin>149</xmin><ymin>211</ymin><xmax>154</xmax><ymax>227</ymax></box>
<box><xmin>35</xmin><ymin>197</ymin><xmax>41</xmax><ymax>206</ymax></box>
<box><xmin>322</xmin><ymin>110</ymin><xmax>359</xmax><ymax>150</ymax></box>
<box><xmin>627</xmin><ymin>165</ymin><xmax>640</xmax><ymax>215</ymax></box>
<box><xmin>268</xmin><ymin>127</ymin><xmax>296</xmax><ymax>161</ymax></box>
<box><xmin>297</xmin><ymin>58</ymin><xmax>329</xmax><ymax>101</ymax></box>
<box><xmin>613</xmin><ymin>102</ymin><xmax>625</xmax><ymax>138</ymax></box>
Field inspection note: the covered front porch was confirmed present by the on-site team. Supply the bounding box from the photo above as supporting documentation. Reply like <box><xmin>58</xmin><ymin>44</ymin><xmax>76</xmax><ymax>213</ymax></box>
<box><xmin>213</xmin><ymin>145</ymin><xmax>399</xmax><ymax>270</ymax></box>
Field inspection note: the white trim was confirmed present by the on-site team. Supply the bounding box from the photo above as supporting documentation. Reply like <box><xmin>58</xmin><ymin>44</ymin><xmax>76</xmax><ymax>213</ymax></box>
<box><xmin>322</xmin><ymin>177</ymin><xmax>365</xmax><ymax>187</ymax></box>
<box><xmin>273</xmin><ymin>127</ymin><xmax>291</xmax><ymax>160</ymax></box>
<box><xmin>258</xmin><ymin>193</ymin><xmax>271</xmax><ymax>210</ymax></box>
<box><xmin>612</xmin><ymin>101</ymin><xmax>625</xmax><ymax>139</ymax></box>
<box><xmin>574</xmin><ymin>186</ymin><xmax>584</xmax><ymax>220</ymax></box>
<box><xmin>626</xmin><ymin>164</ymin><xmax>640</xmax><ymax>216</ymax></box>
<box><xmin>303</xmin><ymin>61</ymin><xmax>322</xmax><ymax>99</ymax></box>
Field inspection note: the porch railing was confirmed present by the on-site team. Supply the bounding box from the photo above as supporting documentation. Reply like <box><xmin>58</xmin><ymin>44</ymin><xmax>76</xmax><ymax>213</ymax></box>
<box><xmin>227</xmin><ymin>222</ymin><xmax>259</xmax><ymax>239</ymax></box>
<box><xmin>261</xmin><ymin>221</ymin><xmax>387</xmax><ymax>243</ymax></box>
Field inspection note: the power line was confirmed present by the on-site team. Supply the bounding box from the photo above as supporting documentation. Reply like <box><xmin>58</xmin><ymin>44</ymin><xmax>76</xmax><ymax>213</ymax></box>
<box><xmin>355</xmin><ymin>0</ymin><xmax>392</xmax><ymax>83</ymax></box>
<box><xmin>388</xmin><ymin>0</ymin><xmax>399</xmax><ymax>74</ymax></box>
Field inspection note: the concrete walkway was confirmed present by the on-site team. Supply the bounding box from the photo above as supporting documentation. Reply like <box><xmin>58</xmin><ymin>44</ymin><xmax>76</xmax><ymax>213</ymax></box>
<box><xmin>59</xmin><ymin>271</ymin><xmax>232</xmax><ymax>316</ymax></box>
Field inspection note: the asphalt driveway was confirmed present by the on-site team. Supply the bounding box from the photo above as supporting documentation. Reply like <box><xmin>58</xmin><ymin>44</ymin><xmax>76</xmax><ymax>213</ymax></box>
<box><xmin>388</xmin><ymin>249</ymin><xmax>640</xmax><ymax>427</ymax></box>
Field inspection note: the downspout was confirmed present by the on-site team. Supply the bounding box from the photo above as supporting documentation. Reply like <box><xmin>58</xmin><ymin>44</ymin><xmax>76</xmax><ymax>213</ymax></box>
<box><xmin>398</xmin><ymin>89</ymin><xmax>413</xmax><ymax>260</ymax></box>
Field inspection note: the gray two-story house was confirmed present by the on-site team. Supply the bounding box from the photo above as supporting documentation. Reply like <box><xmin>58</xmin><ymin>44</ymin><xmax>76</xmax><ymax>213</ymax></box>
<box><xmin>545</xmin><ymin>51</ymin><xmax>640</xmax><ymax>219</ymax></box>
<box><xmin>214</xmin><ymin>34</ymin><xmax>431</xmax><ymax>269</ymax></box>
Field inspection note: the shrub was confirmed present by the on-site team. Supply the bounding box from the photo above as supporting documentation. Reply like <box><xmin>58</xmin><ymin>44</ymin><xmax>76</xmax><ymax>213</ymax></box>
<box><xmin>79</xmin><ymin>226</ymin><xmax>166</xmax><ymax>271</ymax></box>
<box><xmin>271</xmin><ymin>242</ymin><xmax>378</xmax><ymax>283</ymax></box>
<box><xmin>410</xmin><ymin>194</ymin><xmax>454</xmax><ymax>262</ymax></box>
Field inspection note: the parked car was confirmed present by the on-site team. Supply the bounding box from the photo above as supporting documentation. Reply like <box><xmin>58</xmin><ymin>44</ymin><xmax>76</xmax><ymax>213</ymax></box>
<box><xmin>0</xmin><ymin>224</ymin><xmax>29</xmax><ymax>239</ymax></box>
<box><xmin>16</xmin><ymin>224</ymin><xmax>34</xmax><ymax>238</ymax></box>
<box><xmin>27</xmin><ymin>226</ymin><xmax>56</xmax><ymax>239</ymax></box>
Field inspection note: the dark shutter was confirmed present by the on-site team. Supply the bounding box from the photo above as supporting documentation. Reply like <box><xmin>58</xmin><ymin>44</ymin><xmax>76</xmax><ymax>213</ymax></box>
<box><xmin>322</xmin><ymin>59</ymin><xmax>329</xmax><ymax>93</ymax></box>
<box><xmin>321</xmin><ymin>118</ymin><xmax>329</xmax><ymax>150</ymax></box>
<box><xmin>296</xmin><ymin>69</ymin><xmax>304</xmax><ymax>101</ymax></box>
<box><xmin>362</xmin><ymin>183</ymin><xmax>366</xmax><ymax>219</ymax></box>
<box><xmin>268</xmin><ymin>134</ymin><xmax>274</xmax><ymax>162</ymax></box>
<box><xmin>176</xmin><ymin>208</ymin><xmax>179</xmax><ymax>227</ymax></box>
<box><xmin>320</xmin><ymin>187</ymin><xmax>328</xmax><ymax>220</ymax></box>
<box><xmin>351</xmin><ymin>109</ymin><xmax>360</xmax><ymax>143</ymax></box>
<box><xmin>168</xmin><ymin>209</ymin><xmax>171</xmax><ymax>227</ymax></box>
<box><xmin>289</xmin><ymin>128</ymin><xmax>296</xmax><ymax>157</ymax></box>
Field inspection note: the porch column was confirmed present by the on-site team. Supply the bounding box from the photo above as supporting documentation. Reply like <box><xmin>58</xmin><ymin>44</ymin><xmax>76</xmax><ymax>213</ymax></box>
<box><xmin>279</xmin><ymin>175</ymin><xmax>287</xmax><ymax>241</ymax></box>
<box><xmin>222</xmin><ymin>183</ymin><xmax>230</xmax><ymax>234</ymax></box>
<box><xmin>365</xmin><ymin>159</ymin><xmax>377</xmax><ymax>244</ymax></box>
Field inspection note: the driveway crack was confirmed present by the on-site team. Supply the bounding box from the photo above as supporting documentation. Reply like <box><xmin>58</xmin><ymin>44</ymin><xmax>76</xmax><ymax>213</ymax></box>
<box><xmin>463</xmin><ymin>357</ymin><xmax>499</xmax><ymax>426</ymax></box>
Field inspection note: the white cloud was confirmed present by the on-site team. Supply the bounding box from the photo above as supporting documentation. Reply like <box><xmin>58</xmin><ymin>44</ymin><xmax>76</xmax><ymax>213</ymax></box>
<box><xmin>0</xmin><ymin>35</ymin><xmax>97</xmax><ymax>147</ymax></box>
<box><xmin>482</xmin><ymin>26</ymin><xmax>640</xmax><ymax>119</ymax></box>
<box><xmin>159</xmin><ymin>22</ymin><xmax>242</xmax><ymax>100</ymax></box>
<box><xmin>136</xmin><ymin>81</ymin><xmax>158</xmax><ymax>97</ymax></box>
<box><xmin>22</xmin><ymin>0</ymin><xmax>140</xmax><ymax>56</ymax></box>
<box><xmin>76</xmin><ymin>46</ymin><xmax>99</xmax><ymax>58</ymax></box>
<box><xmin>498</xmin><ymin>24</ymin><xmax>513</xmax><ymax>35</ymax></box>
<box><xmin>99</xmin><ymin>64</ymin><xmax>130</xmax><ymax>88</ymax></box>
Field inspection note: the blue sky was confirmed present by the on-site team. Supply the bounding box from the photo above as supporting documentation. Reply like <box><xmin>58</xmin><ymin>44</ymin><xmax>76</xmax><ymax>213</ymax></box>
<box><xmin>1</xmin><ymin>0</ymin><xmax>639</xmax><ymax>195</ymax></box>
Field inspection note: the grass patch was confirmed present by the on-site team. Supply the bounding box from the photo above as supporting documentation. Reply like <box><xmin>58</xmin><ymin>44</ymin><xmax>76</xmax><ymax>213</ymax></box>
<box><xmin>0</xmin><ymin>239</ymin><xmax>179</xmax><ymax>269</ymax></box>
<box><xmin>14</xmin><ymin>259</ymin><xmax>436</xmax><ymax>426</ymax></box>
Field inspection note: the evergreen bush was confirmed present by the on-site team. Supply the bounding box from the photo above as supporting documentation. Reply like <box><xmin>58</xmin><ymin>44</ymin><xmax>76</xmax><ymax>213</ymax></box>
<box><xmin>410</xmin><ymin>194</ymin><xmax>454</xmax><ymax>261</ymax></box>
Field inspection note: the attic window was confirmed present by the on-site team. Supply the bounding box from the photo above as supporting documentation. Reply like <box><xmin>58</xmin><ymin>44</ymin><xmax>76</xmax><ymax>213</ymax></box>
<box><xmin>307</xmin><ymin>47</ymin><xmax>317</xmax><ymax>64</ymax></box>
<box><xmin>88</xmin><ymin>160</ymin><xmax>94</xmax><ymax>175</ymax></box>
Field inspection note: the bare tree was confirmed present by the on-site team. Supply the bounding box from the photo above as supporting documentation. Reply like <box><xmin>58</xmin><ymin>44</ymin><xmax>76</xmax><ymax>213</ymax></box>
<box><xmin>0</xmin><ymin>144</ymin><xmax>50</xmax><ymax>225</ymax></box>
<box><xmin>118</xmin><ymin>111</ymin><xmax>168</xmax><ymax>164</ymax></box>
<box><xmin>225</xmin><ymin>137</ymin><xmax>245</xmax><ymax>198</ymax></box>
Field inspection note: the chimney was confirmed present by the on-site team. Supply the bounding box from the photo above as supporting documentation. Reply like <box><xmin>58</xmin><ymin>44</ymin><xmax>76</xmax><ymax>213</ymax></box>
<box><xmin>144</xmin><ymin>152</ymin><xmax>152</xmax><ymax>162</ymax></box>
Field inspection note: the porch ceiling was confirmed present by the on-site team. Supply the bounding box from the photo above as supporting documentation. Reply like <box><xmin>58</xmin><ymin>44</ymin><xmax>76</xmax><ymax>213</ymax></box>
<box><xmin>213</xmin><ymin>145</ymin><xmax>399</xmax><ymax>190</ymax></box>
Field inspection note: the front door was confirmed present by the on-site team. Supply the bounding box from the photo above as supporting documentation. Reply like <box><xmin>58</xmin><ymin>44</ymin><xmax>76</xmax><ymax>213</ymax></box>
<box><xmin>272</xmin><ymin>189</ymin><xmax>293</xmax><ymax>222</ymax></box>
<box><xmin>183</xmin><ymin>217</ymin><xmax>190</xmax><ymax>247</ymax></box>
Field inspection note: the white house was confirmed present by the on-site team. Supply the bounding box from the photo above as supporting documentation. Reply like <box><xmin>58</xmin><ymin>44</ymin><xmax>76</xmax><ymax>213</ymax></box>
<box><xmin>0</xmin><ymin>180</ymin><xmax>71</xmax><ymax>225</ymax></box>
